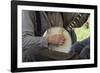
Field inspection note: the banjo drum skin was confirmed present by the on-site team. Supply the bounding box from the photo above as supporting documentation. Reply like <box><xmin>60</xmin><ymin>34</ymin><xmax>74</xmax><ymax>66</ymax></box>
<box><xmin>43</xmin><ymin>27</ymin><xmax>72</xmax><ymax>53</ymax></box>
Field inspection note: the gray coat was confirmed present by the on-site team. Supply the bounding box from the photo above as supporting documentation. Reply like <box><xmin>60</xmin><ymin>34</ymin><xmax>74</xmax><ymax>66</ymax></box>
<box><xmin>22</xmin><ymin>11</ymin><xmax>50</xmax><ymax>51</ymax></box>
<box><xmin>22</xmin><ymin>11</ymin><xmax>74</xmax><ymax>51</ymax></box>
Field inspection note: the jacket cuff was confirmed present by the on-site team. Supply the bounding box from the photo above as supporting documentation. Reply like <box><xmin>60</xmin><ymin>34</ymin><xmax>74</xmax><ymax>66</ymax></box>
<box><xmin>42</xmin><ymin>37</ymin><xmax>48</xmax><ymax>48</ymax></box>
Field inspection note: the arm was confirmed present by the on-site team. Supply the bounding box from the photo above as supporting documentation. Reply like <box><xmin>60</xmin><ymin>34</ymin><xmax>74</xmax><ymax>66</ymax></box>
<box><xmin>22</xmin><ymin>10</ymin><xmax>48</xmax><ymax>51</ymax></box>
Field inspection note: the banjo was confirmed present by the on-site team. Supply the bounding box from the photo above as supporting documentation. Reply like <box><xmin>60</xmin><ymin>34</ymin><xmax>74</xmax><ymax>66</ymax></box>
<box><xmin>42</xmin><ymin>13</ymin><xmax>89</xmax><ymax>54</ymax></box>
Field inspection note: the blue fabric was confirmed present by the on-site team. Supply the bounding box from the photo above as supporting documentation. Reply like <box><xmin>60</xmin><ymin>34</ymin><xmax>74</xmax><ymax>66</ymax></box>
<box><xmin>69</xmin><ymin>37</ymin><xmax>90</xmax><ymax>59</ymax></box>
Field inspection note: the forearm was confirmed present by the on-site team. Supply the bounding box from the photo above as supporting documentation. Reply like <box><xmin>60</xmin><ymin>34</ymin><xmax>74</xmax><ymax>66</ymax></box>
<box><xmin>22</xmin><ymin>35</ymin><xmax>48</xmax><ymax>51</ymax></box>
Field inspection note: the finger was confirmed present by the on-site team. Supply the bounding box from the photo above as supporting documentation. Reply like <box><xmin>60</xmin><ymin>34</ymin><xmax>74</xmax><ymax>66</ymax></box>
<box><xmin>61</xmin><ymin>38</ymin><xmax>65</xmax><ymax>41</ymax></box>
<box><xmin>59</xmin><ymin>42</ymin><xmax>63</xmax><ymax>45</ymax></box>
<box><xmin>59</xmin><ymin>40</ymin><xmax>64</xmax><ymax>44</ymax></box>
<box><xmin>60</xmin><ymin>36</ymin><xmax>65</xmax><ymax>40</ymax></box>
<box><xmin>59</xmin><ymin>42</ymin><xmax>64</xmax><ymax>45</ymax></box>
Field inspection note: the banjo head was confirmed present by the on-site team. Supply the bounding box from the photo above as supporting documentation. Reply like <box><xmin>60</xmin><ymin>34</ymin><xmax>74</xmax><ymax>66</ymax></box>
<box><xmin>43</xmin><ymin>27</ymin><xmax>72</xmax><ymax>53</ymax></box>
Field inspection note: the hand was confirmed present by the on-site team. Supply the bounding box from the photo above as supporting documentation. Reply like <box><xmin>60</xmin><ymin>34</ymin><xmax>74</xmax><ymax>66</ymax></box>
<box><xmin>47</xmin><ymin>34</ymin><xmax>65</xmax><ymax>45</ymax></box>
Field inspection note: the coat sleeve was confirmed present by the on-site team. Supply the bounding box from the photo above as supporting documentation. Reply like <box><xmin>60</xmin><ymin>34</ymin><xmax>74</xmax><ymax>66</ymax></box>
<box><xmin>22</xmin><ymin>10</ymin><xmax>48</xmax><ymax>51</ymax></box>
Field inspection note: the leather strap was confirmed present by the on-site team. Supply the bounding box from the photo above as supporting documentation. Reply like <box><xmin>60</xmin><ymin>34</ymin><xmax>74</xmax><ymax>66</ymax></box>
<box><xmin>35</xmin><ymin>11</ymin><xmax>42</xmax><ymax>36</ymax></box>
